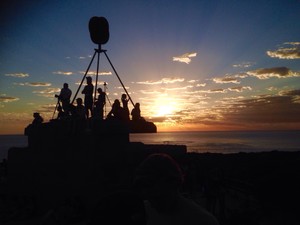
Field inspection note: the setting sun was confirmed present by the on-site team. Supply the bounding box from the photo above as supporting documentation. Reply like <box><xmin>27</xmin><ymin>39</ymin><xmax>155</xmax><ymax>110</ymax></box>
<box><xmin>156</xmin><ymin>105</ymin><xmax>174</xmax><ymax>116</ymax></box>
<box><xmin>151</xmin><ymin>96</ymin><xmax>179</xmax><ymax>117</ymax></box>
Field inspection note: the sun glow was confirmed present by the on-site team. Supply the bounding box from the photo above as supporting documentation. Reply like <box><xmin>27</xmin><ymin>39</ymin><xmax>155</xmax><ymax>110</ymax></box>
<box><xmin>152</xmin><ymin>96</ymin><xmax>179</xmax><ymax>117</ymax></box>
<box><xmin>156</xmin><ymin>105</ymin><xmax>174</xmax><ymax>116</ymax></box>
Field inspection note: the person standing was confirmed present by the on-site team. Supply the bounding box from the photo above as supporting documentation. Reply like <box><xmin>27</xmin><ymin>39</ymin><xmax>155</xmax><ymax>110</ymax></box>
<box><xmin>58</xmin><ymin>83</ymin><xmax>72</xmax><ymax>115</ymax></box>
<box><xmin>94</xmin><ymin>88</ymin><xmax>106</xmax><ymax>119</ymax></box>
<box><xmin>121</xmin><ymin>93</ymin><xmax>130</xmax><ymax>121</ymax></box>
<box><xmin>81</xmin><ymin>76</ymin><xmax>94</xmax><ymax>118</ymax></box>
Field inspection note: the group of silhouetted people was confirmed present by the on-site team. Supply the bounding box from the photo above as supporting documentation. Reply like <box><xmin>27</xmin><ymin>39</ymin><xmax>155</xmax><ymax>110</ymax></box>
<box><xmin>48</xmin><ymin>76</ymin><xmax>143</xmax><ymax>123</ymax></box>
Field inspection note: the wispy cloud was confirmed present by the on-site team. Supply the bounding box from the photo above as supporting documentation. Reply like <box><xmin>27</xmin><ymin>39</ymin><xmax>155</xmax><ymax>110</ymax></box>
<box><xmin>162</xmin><ymin>85</ymin><xmax>193</xmax><ymax>91</ymax></box>
<box><xmin>266</xmin><ymin>42</ymin><xmax>300</xmax><ymax>59</ymax></box>
<box><xmin>5</xmin><ymin>73</ymin><xmax>29</xmax><ymax>78</ymax></box>
<box><xmin>0</xmin><ymin>95</ymin><xmax>20</xmax><ymax>103</ymax></box>
<box><xmin>232</xmin><ymin>62</ymin><xmax>254</xmax><ymax>68</ymax></box>
<box><xmin>33</xmin><ymin>88</ymin><xmax>61</xmax><ymax>98</ymax></box>
<box><xmin>213</xmin><ymin>76</ymin><xmax>240</xmax><ymax>84</ymax></box>
<box><xmin>78</xmin><ymin>71</ymin><xmax>112</xmax><ymax>76</ymax></box>
<box><xmin>14</xmin><ymin>82</ymin><xmax>52</xmax><ymax>87</ymax></box>
<box><xmin>196</xmin><ymin>83</ymin><xmax>206</xmax><ymax>87</ymax></box>
<box><xmin>173</xmin><ymin>52</ymin><xmax>197</xmax><ymax>64</ymax></box>
<box><xmin>200</xmin><ymin>89</ymin><xmax>227</xmax><ymax>94</ymax></box>
<box><xmin>228</xmin><ymin>86</ymin><xmax>252</xmax><ymax>92</ymax></box>
<box><xmin>53</xmin><ymin>71</ymin><xmax>73</xmax><ymax>75</ymax></box>
<box><xmin>136</xmin><ymin>77</ymin><xmax>185</xmax><ymax>85</ymax></box>
<box><xmin>247</xmin><ymin>67</ymin><xmax>300</xmax><ymax>79</ymax></box>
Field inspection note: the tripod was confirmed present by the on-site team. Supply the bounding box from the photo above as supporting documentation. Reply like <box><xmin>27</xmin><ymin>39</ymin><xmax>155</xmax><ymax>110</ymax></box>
<box><xmin>103</xmin><ymin>82</ymin><xmax>112</xmax><ymax>117</ymax></box>
<box><xmin>71</xmin><ymin>44</ymin><xmax>135</xmax><ymax>116</ymax></box>
<box><xmin>52</xmin><ymin>97</ymin><xmax>62</xmax><ymax>120</ymax></box>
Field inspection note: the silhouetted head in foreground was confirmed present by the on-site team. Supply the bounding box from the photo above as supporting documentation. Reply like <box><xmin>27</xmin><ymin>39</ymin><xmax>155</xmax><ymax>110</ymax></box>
<box><xmin>89</xmin><ymin>190</ymin><xmax>146</xmax><ymax>225</ymax></box>
<box><xmin>134</xmin><ymin>153</ymin><xmax>184</xmax><ymax>210</ymax></box>
<box><xmin>134</xmin><ymin>153</ymin><xmax>220</xmax><ymax>225</ymax></box>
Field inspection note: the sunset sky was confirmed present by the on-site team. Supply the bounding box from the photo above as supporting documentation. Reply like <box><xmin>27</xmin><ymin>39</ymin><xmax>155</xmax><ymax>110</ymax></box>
<box><xmin>1</xmin><ymin>0</ymin><xmax>300</xmax><ymax>134</ymax></box>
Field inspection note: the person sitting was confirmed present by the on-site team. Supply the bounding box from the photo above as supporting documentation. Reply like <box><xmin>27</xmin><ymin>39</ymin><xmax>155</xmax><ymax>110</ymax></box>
<box><xmin>32</xmin><ymin>112</ymin><xmax>43</xmax><ymax>125</ymax></box>
<box><xmin>74</xmin><ymin>98</ymin><xmax>86</xmax><ymax>120</ymax></box>
<box><xmin>107</xmin><ymin>99</ymin><xmax>127</xmax><ymax>121</ymax></box>
<box><xmin>56</xmin><ymin>105</ymin><xmax>67</xmax><ymax>120</ymax></box>
<box><xmin>134</xmin><ymin>153</ymin><xmax>219</xmax><ymax>225</ymax></box>
<box><xmin>131</xmin><ymin>103</ymin><xmax>144</xmax><ymax>121</ymax></box>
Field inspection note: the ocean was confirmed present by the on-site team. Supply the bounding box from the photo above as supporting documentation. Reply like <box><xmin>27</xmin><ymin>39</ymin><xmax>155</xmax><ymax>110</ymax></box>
<box><xmin>1</xmin><ymin>130</ymin><xmax>299</xmax><ymax>161</ymax></box>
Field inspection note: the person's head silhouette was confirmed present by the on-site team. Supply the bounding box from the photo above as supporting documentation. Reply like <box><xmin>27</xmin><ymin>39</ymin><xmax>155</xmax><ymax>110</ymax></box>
<box><xmin>134</xmin><ymin>153</ymin><xmax>184</xmax><ymax>211</ymax></box>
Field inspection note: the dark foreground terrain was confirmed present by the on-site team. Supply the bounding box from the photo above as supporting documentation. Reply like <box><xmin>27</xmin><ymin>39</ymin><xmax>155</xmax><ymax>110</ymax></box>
<box><xmin>1</xmin><ymin>149</ymin><xmax>300</xmax><ymax>225</ymax></box>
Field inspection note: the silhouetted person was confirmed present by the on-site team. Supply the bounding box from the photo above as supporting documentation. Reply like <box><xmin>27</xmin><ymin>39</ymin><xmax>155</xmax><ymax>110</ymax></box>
<box><xmin>56</xmin><ymin>105</ymin><xmax>67</xmax><ymax>120</ymax></box>
<box><xmin>107</xmin><ymin>99</ymin><xmax>127</xmax><ymax>121</ymax></box>
<box><xmin>32</xmin><ymin>112</ymin><xmax>43</xmax><ymax>125</ymax></box>
<box><xmin>94</xmin><ymin>87</ymin><xmax>106</xmax><ymax>119</ymax></box>
<box><xmin>57</xmin><ymin>83</ymin><xmax>72</xmax><ymax>115</ymax></box>
<box><xmin>81</xmin><ymin>76</ymin><xmax>94</xmax><ymax>118</ymax></box>
<box><xmin>121</xmin><ymin>93</ymin><xmax>130</xmax><ymax>120</ymax></box>
<box><xmin>131</xmin><ymin>103</ymin><xmax>141</xmax><ymax>121</ymax></box>
<box><xmin>89</xmin><ymin>190</ymin><xmax>147</xmax><ymax>225</ymax></box>
<box><xmin>134</xmin><ymin>153</ymin><xmax>219</xmax><ymax>225</ymax></box>
<box><xmin>75</xmin><ymin>98</ymin><xmax>86</xmax><ymax>120</ymax></box>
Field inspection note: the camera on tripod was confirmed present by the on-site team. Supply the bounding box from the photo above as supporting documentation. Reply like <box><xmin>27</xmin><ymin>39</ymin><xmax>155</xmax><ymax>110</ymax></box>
<box><xmin>54</xmin><ymin>94</ymin><xmax>61</xmax><ymax>99</ymax></box>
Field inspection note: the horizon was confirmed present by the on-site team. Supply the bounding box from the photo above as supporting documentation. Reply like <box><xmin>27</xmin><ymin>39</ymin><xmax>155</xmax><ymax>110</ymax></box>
<box><xmin>1</xmin><ymin>0</ymin><xmax>300</xmax><ymax>134</ymax></box>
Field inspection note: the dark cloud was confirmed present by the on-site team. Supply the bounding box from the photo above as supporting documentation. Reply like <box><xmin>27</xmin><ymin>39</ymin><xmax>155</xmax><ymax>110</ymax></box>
<box><xmin>0</xmin><ymin>96</ymin><xmax>19</xmax><ymax>103</ymax></box>
<box><xmin>267</xmin><ymin>42</ymin><xmax>300</xmax><ymax>59</ymax></box>
<box><xmin>247</xmin><ymin>67</ymin><xmax>300</xmax><ymax>79</ymax></box>
<box><xmin>213</xmin><ymin>77</ymin><xmax>240</xmax><ymax>84</ymax></box>
<box><xmin>221</xmin><ymin>95</ymin><xmax>300</xmax><ymax>123</ymax></box>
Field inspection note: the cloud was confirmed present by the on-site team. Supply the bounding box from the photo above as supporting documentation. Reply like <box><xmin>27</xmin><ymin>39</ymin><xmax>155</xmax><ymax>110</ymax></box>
<box><xmin>200</xmin><ymin>89</ymin><xmax>227</xmax><ymax>93</ymax></box>
<box><xmin>5</xmin><ymin>73</ymin><xmax>29</xmax><ymax>78</ymax></box>
<box><xmin>136</xmin><ymin>77</ymin><xmax>185</xmax><ymax>85</ymax></box>
<box><xmin>234</xmin><ymin>73</ymin><xmax>248</xmax><ymax>79</ymax></box>
<box><xmin>14</xmin><ymin>82</ymin><xmax>52</xmax><ymax>87</ymax></box>
<box><xmin>78</xmin><ymin>71</ymin><xmax>112</xmax><ymax>76</ymax></box>
<box><xmin>0</xmin><ymin>95</ymin><xmax>20</xmax><ymax>103</ymax></box>
<box><xmin>33</xmin><ymin>88</ymin><xmax>61</xmax><ymax>97</ymax></box>
<box><xmin>162</xmin><ymin>85</ymin><xmax>193</xmax><ymax>91</ymax></box>
<box><xmin>53</xmin><ymin>71</ymin><xmax>73</xmax><ymax>75</ymax></box>
<box><xmin>267</xmin><ymin>86</ymin><xmax>278</xmax><ymax>91</ymax></box>
<box><xmin>228</xmin><ymin>86</ymin><xmax>252</xmax><ymax>92</ymax></box>
<box><xmin>173</xmin><ymin>52</ymin><xmax>197</xmax><ymax>64</ymax></box>
<box><xmin>279</xmin><ymin>89</ymin><xmax>300</xmax><ymax>96</ymax></box>
<box><xmin>220</xmin><ymin>94</ymin><xmax>300</xmax><ymax>124</ymax></box>
<box><xmin>213</xmin><ymin>76</ymin><xmax>240</xmax><ymax>84</ymax></box>
<box><xmin>232</xmin><ymin>62</ymin><xmax>254</xmax><ymax>68</ymax></box>
<box><xmin>247</xmin><ymin>67</ymin><xmax>300</xmax><ymax>79</ymax></box>
<box><xmin>75</xmin><ymin>81</ymin><xmax>108</xmax><ymax>86</ymax></box>
<box><xmin>196</xmin><ymin>83</ymin><xmax>207</xmax><ymax>87</ymax></box>
<box><xmin>279</xmin><ymin>89</ymin><xmax>300</xmax><ymax>103</ymax></box>
<box><xmin>266</xmin><ymin>42</ymin><xmax>300</xmax><ymax>59</ymax></box>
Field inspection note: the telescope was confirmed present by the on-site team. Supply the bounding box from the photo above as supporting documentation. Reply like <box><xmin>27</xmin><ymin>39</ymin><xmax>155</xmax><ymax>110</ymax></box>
<box><xmin>89</xmin><ymin>16</ymin><xmax>109</xmax><ymax>45</ymax></box>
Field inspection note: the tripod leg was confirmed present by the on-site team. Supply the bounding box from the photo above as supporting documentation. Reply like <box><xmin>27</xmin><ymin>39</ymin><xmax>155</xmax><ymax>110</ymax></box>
<box><xmin>52</xmin><ymin>100</ymin><xmax>60</xmax><ymax>120</ymax></box>
<box><xmin>71</xmin><ymin>49</ymin><xmax>98</xmax><ymax>104</ymax></box>
<box><xmin>103</xmin><ymin>51</ymin><xmax>135</xmax><ymax>107</ymax></box>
